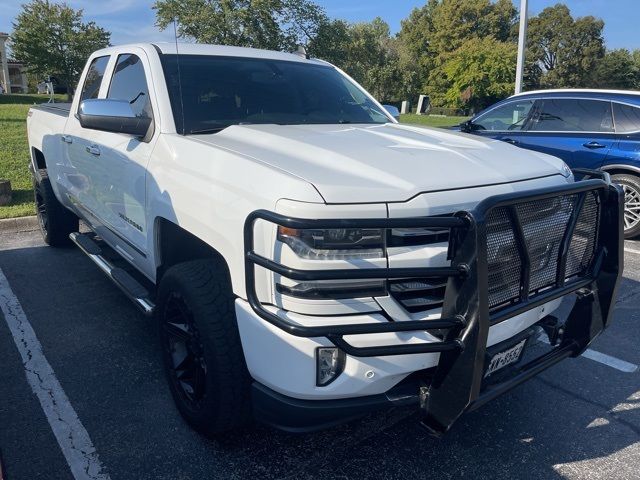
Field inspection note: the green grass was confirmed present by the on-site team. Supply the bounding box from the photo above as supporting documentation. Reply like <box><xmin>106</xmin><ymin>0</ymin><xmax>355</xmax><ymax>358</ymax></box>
<box><xmin>399</xmin><ymin>114</ymin><xmax>469</xmax><ymax>128</ymax></box>
<box><xmin>0</xmin><ymin>94</ymin><xmax>65</xmax><ymax>219</ymax></box>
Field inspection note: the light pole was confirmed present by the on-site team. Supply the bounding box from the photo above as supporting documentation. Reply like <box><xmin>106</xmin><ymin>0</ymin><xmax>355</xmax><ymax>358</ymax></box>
<box><xmin>515</xmin><ymin>0</ymin><xmax>529</xmax><ymax>94</ymax></box>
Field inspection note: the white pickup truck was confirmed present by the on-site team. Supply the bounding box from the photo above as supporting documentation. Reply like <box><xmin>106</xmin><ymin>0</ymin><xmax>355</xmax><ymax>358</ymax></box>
<box><xmin>27</xmin><ymin>43</ymin><xmax>623</xmax><ymax>437</ymax></box>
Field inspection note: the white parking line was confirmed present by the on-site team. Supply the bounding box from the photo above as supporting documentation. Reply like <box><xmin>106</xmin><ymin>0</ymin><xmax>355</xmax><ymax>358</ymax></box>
<box><xmin>0</xmin><ymin>267</ymin><xmax>110</xmax><ymax>480</ymax></box>
<box><xmin>538</xmin><ymin>335</ymin><xmax>638</xmax><ymax>373</ymax></box>
<box><xmin>581</xmin><ymin>349</ymin><xmax>639</xmax><ymax>373</ymax></box>
<box><xmin>625</xmin><ymin>247</ymin><xmax>640</xmax><ymax>255</ymax></box>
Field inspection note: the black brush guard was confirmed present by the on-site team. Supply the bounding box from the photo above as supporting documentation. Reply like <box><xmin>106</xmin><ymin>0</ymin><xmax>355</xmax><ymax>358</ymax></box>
<box><xmin>244</xmin><ymin>170</ymin><xmax>623</xmax><ymax>435</ymax></box>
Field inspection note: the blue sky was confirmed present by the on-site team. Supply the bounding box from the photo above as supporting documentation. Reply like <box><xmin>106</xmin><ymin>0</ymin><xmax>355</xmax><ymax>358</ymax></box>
<box><xmin>0</xmin><ymin>0</ymin><xmax>638</xmax><ymax>51</ymax></box>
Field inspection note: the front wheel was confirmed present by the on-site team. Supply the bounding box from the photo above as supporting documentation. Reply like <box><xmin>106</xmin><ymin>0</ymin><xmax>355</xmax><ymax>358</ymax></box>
<box><xmin>157</xmin><ymin>259</ymin><xmax>252</xmax><ymax>436</ymax></box>
<box><xmin>611</xmin><ymin>174</ymin><xmax>640</xmax><ymax>239</ymax></box>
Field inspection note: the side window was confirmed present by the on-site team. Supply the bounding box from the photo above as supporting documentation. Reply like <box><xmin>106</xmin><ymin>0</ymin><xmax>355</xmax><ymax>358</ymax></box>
<box><xmin>79</xmin><ymin>56</ymin><xmax>110</xmax><ymax>102</ymax></box>
<box><xmin>613</xmin><ymin>102</ymin><xmax>640</xmax><ymax>133</ymax></box>
<box><xmin>530</xmin><ymin>99</ymin><xmax>613</xmax><ymax>133</ymax></box>
<box><xmin>107</xmin><ymin>54</ymin><xmax>151</xmax><ymax>118</ymax></box>
<box><xmin>473</xmin><ymin>100</ymin><xmax>534</xmax><ymax>131</ymax></box>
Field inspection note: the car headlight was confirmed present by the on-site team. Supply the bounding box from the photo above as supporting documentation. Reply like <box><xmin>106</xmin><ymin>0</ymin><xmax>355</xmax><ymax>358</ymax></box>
<box><xmin>560</xmin><ymin>162</ymin><xmax>572</xmax><ymax>178</ymax></box>
<box><xmin>277</xmin><ymin>226</ymin><xmax>386</xmax><ymax>300</ymax></box>
<box><xmin>278</xmin><ymin>226</ymin><xmax>384</xmax><ymax>260</ymax></box>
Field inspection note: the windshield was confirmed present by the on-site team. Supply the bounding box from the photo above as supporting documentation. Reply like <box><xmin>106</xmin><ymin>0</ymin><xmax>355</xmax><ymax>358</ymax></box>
<box><xmin>160</xmin><ymin>55</ymin><xmax>390</xmax><ymax>134</ymax></box>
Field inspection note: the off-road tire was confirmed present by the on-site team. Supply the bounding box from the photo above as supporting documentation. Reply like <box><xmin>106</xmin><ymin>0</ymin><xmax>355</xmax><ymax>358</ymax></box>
<box><xmin>33</xmin><ymin>169</ymin><xmax>79</xmax><ymax>246</ymax></box>
<box><xmin>157</xmin><ymin>258</ymin><xmax>253</xmax><ymax>436</ymax></box>
<box><xmin>611</xmin><ymin>173</ymin><xmax>640</xmax><ymax>239</ymax></box>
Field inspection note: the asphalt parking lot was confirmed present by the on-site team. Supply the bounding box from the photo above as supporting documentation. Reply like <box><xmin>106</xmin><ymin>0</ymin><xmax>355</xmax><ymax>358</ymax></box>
<box><xmin>0</xmin><ymin>229</ymin><xmax>639</xmax><ymax>480</ymax></box>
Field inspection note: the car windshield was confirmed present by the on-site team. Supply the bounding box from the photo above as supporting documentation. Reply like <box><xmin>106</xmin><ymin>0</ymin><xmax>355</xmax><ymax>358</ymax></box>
<box><xmin>160</xmin><ymin>54</ymin><xmax>390</xmax><ymax>134</ymax></box>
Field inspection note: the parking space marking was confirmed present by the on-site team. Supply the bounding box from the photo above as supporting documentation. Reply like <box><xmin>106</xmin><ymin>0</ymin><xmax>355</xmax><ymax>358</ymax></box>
<box><xmin>0</xmin><ymin>267</ymin><xmax>110</xmax><ymax>480</ymax></box>
<box><xmin>625</xmin><ymin>247</ymin><xmax>640</xmax><ymax>255</ymax></box>
<box><xmin>538</xmin><ymin>335</ymin><xmax>638</xmax><ymax>373</ymax></box>
<box><xmin>581</xmin><ymin>349</ymin><xmax>639</xmax><ymax>373</ymax></box>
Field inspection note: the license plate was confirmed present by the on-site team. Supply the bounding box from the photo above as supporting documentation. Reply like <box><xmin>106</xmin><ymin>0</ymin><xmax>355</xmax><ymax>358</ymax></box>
<box><xmin>485</xmin><ymin>338</ymin><xmax>527</xmax><ymax>378</ymax></box>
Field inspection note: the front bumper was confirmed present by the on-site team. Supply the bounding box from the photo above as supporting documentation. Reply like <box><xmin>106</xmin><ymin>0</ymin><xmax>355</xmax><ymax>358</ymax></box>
<box><xmin>244</xmin><ymin>170</ymin><xmax>623</xmax><ymax>435</ymax></box>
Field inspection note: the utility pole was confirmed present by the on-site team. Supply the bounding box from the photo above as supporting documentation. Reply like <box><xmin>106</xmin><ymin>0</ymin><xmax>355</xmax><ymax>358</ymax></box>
<box><xmin>515</xmin><ymin>0</ymin><xmax>528</xmax><ymax>94</ymax></box>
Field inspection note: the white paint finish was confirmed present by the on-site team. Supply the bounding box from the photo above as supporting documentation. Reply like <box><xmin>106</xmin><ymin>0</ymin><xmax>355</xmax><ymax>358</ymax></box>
<box><xmin>197</xmin><ymin>122</ymin><xmax>567</xmax><ymax>203</ymax></box>
<box><xmin>581</xmin><ymin>349</ymin><xmax>639</xmax><ymax>373</ymax></box>
<box><xmin>0</xmin><ymin>268</ymin><xmax>109</xmax><ymax>480</ymax></box>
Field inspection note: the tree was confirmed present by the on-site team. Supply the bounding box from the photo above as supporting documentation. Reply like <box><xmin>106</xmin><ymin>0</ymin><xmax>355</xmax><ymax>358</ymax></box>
<box><xmin>396</xmin><ymin>0</ymin><xmax>517</xmax><ymax>108</ymax></box>
<box><xmin>442</xmin><ymin>36</ymin><xmax>516</xmax><ymax>112</ymax></box>
<box><xmin>154</xmin><ymin>0</ymin><xmax>326</xmax><ymax>51</ymax></box>
<box><xmin>526</xmin><ymin>4</ymin><xmax>604</xmax><ymax>88</ymax></box>
<box><xmin>10</xmin><ymin>0</ymin><xmax>110</xmax><ymax>99</ymax></box>
<box><xmin>309</xmin><ymin>18</ymin><xmax>402</xmax><ymax>103</ymax></box>
<box><xmin>592</xmin><ymin>49</ymin><xmax>639</xmax><ymax>89</ymax></box>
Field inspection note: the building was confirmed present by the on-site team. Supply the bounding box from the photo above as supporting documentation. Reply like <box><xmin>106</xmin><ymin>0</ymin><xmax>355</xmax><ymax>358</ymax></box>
<box><xmin>0</xmin><ymin>32</ymin><xmax>28</xmax><ymax>94</ymax></box>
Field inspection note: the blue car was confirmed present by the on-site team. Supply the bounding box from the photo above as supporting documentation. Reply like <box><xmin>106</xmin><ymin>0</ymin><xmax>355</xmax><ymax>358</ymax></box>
<box><xmin>460</xmin><ymin>89</ymin><xmax>640</xmax><ymax>238</ymax></box>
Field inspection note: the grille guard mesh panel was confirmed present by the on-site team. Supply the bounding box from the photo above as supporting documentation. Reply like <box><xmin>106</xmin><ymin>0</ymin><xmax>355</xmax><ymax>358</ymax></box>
<box><xmin>486</xmin><ymin>192</ymin><xmax>600</xmax><ymax>310</ymax></box>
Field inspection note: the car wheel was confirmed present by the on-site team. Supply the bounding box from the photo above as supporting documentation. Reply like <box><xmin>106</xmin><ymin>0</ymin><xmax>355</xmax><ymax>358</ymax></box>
<box><xmin>157</xmin><ymin>258</ymin><xmax>252</xmax><ymax>436</ymax></box>
<box><xmin>611</xmin><ymin>174</ymin><xmax>640</xmax><ymax>239</ymax></box>
<box><xmin>34</xmin><ymin>169</ymin><xmax>79</xmax><ymax>247</ymax></box>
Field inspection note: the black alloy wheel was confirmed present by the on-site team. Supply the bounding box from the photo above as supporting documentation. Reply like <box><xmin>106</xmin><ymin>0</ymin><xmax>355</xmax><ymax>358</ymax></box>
<box><xmin>161</xmin><ymin>292</ymin><xmax>208</xmax><ymax>408</ymax></box>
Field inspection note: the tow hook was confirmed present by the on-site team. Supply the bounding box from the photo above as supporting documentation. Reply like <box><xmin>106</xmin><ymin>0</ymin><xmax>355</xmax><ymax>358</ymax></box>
<box><xmin>540</xmin><ymin>315</ymin><xmax>565</xmax><ymax>346</ymax></box>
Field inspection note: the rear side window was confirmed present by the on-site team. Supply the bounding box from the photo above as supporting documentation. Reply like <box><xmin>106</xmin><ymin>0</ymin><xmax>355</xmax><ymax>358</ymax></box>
<box><xmin>613</xmin><ymin>102</ymin><xmax>640</xmax><ymax>133</ymax></box>
<box><xmin>79</xmin><ymin>56</ymin><xmax>109</xmax><ymax>101</ymax></box>
<box><xmin>473</xmin><ymin>100</ymin><xmax>534</xmax><ymax>131</ymax></box>
<box><xmin>107</xmin><ymin>54</ymin><xmax>152</xmax><ymax>118</ymax></box>
<box><xmin>530</xmin><ymin>99</ymin><xmax>614</xmax><ymax>133</ymax></box>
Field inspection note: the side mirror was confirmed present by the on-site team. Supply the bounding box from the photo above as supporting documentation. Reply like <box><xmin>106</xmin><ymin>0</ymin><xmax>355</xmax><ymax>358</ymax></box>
<box><xmin>382</xmin><ymin>104</ymin><xmax>400</xmax><ymax>121</ymax></box>
<box><xmin>459</xmin><ymin>120</ymin><xmax>474</xmax><ymax>133</ymax></box>
<box><xmin>78</xmin><ymin>99</ymin><xmax>152</xmax><ymax>137</ymax></box>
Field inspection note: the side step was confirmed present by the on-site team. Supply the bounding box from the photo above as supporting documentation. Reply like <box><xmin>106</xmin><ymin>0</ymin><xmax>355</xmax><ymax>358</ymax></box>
<box><xmin>69</xmin><ymin>232</ymin><xmax>155</xmax><ymax>316</ymax></box>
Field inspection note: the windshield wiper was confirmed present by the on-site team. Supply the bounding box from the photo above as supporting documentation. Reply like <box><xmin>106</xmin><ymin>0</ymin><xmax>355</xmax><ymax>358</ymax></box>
<box><xmin>188</xmin><ymin>125</ymin><xmax>232</xmax><ymax>135</ymax></box>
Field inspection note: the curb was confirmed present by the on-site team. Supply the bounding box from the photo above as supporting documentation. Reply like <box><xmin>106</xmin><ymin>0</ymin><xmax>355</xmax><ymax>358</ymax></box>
<box><xmin>0</xmin><ymin>215</ymin><xmax>39</xmax><ymax>234</ymax></box>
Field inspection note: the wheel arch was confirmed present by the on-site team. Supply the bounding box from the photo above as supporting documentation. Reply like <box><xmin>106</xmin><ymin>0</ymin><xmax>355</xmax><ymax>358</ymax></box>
<box><xmin>601</xmin><ymin>164</ymin><xmax>640</xmax><ymax>178</ymax></box>
<box><xmin>154</xmin><ymin>217</ymin><xmax>232</xmax><ymax>283</ymax></box>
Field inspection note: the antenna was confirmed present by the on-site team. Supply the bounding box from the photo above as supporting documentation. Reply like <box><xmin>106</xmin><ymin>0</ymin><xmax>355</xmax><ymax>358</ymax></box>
<box><xmin>173</xmin><ymin>18</ymin><xmax>186</xmax><ymax>134</ymax></box>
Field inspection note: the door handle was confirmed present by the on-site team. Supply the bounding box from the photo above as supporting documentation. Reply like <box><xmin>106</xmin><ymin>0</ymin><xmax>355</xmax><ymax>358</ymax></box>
<box><xmin>86</xmin><ymin>145</ymin><xmax>101</xmax><ymax>156</ymax></box>
<box><xmin>61</xmin><ymin>135</ymin><xmax>73</xmax><ymax>144</ymax></box>
<box><xmin>502</xmin><ymin>138</ymin><xmax>519</xmax><ymax>145</ymax></box>
<box><xmin>583</xmin><ymin>141</ymin><xmax>606</xmax><ymax>149</ymax></box>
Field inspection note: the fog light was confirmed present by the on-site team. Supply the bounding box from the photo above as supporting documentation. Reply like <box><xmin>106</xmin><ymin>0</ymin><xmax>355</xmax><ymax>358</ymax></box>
<box><xmin>316</xmin><ymin>347</ymin><xmax>346</xmax><ymax>386</ymax></box>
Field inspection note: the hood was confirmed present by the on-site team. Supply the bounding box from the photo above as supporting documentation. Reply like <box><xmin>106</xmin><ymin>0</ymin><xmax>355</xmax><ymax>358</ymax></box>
<box><xmin>193</xmin><ymin>123</ymin><xmax>567</xmax><ymax>204</ymax></box>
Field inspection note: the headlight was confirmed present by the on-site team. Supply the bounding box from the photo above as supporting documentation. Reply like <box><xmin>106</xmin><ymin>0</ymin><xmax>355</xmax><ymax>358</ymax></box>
<box><xmin>560</xmin><ymin>162</ymin><xmax>572</xmax><ymax>178</ymax></box>
<box><xmin>278</xmin><ymin>226</ymin><xmax>384</xmax><ymax>260</ymax></box>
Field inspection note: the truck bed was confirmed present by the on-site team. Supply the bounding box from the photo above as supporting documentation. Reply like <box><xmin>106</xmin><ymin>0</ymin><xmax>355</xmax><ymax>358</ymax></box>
<box><xmin>30</xmin><ymin>102</ymin><xmax>72</xmax><ymax>117</ymax></box>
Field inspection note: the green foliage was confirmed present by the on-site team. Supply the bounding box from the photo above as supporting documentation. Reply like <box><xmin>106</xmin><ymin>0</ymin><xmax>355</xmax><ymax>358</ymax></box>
<box><xmin>442</xmin><ymin>37</ymin><xmax>517</xmax><ymax>112</ymax></box>
<box><xmin>592</xmin><ymin>49</ymin><xmax>640</xmax><ymax>89</ymax></box>
<box><xmin>154</xmin><ymin>0</ymin><xmax>326</xmax><ymax>51</ymax></box>
<box><xmin>397</xmin><ymin>0</ymin><xmax>517</xmax><ymax>110</ymax></box>
<box><xmin>526</xmin><ymin>4</ymin><xmax>604</xmax><ymax>88</ymax></box>
<box><xmin>10</xmin><ymin>0</ymin><xmax>110</xmax><ymax>98</ymax></box>
<box><xmin>309</xmin><ymin>18</ymin><xmax>401</xmax><ymax>102</ymax></box>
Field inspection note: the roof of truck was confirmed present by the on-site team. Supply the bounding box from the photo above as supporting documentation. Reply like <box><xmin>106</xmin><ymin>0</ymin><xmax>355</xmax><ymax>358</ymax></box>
<box><xmin>98</xmin><ymin>42</ymin><xmax>329</xmax><ymax>66</ymax></box>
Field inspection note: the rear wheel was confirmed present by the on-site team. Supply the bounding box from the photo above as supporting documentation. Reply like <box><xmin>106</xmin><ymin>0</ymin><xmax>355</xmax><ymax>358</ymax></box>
<box><xmin>611</xmin><ymin>173</ymin><xmax>640</xmax><ymax>239</ymax></box>
<box><xmin>157</xmin><ymin>259</ymin><xmax>252</xmax><ymax>436</ymax></box>
<box><xmin>34</xmin><ymin>169</ymin><xmax>78</xmax><ymax>246</ymax></box>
